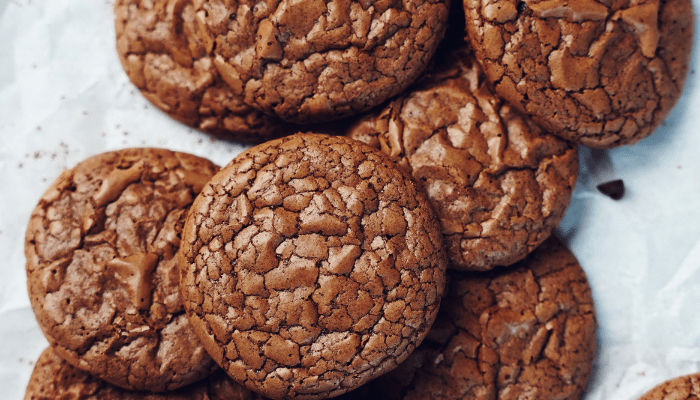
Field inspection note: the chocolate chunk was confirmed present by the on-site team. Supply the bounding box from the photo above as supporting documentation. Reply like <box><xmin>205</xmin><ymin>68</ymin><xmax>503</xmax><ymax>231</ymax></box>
<box><xmin>597</xmin><ymin>179</ymin><xmax>625</xmax><ymax>200</ymax></box>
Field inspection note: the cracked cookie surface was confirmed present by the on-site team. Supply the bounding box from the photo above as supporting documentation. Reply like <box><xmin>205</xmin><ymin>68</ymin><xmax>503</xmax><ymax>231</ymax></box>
<box><xmin>347</xmin><ymin>45</ymin><xmax>577</xmax><ymax>271</ymax></box>
<box><xmin>463</xmin><ymin>0</ymin><xmax>693</xmax><ymax>148</ymax></box>
<box><xmin>180</xmin><ymin>133</ymin><xmax>447</xmax><ymax>399</ymax></box>
<box><xmin>25</xmin><ymin>148</ymin><xmax>220</xmax><ymax>392</ymax></box>
<box><xmin>24</xmin><ymin>347</ymin><xmax>262</xmax><ymax>400</ymax></box>
<box><xmin>115</xmin><ymin>0</ymin><xmax>289</xmax><ymax>142</ymax></box>
<box><xmin>195</xmin><ymin>0</ymin><xmax>449</xmax><ymax>123</ymax></box>
<box><xmin>335</xmin><ymin>237</ymin><xmax>597</xmax><ymax>400</ymax></box>
<box><xmin>638</xmin><ymin>373</ymin><xmax>700</xmax><ymax>400</ymax></box>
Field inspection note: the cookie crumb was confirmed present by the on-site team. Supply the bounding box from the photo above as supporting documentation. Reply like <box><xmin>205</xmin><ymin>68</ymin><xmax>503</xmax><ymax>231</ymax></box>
<box><xmin>597</xmin><ymin>179</ymin><xmax>624</xmax><ymax>200</ymax></box>
<box><xmin>18</xmin><ymin>357</ymin><xmax>35</xmax><ymax>366</ymax></box>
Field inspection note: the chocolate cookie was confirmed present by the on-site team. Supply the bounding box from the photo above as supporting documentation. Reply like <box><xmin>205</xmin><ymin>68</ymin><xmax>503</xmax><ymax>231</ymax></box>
<box><xmin>347</xmin><ymin>45</ymin><xmax>577</xmax><ymax>271</ymax></box>
<box><xmin>180</xmin><ymin>133</ymin><xmax>447</xmax><ymax>399</ymax></box>
<box><xmin>336</xmin><ymin>237</ymin><xmax>597</xmax><ymax>400</ymax></box>
<box><xmin>637</xmin><ymin>373</ymin><xmax>700</xmax><ymax>400</ymax></box>
<box><xmin>194</xmin><ymin>0</ymin><xmax>449</xmax><ymax>123</ymax></box>
<box><xmin>25</xmin><ymin>148</ymin><xmax>219</xmax><ymax>391</ymax></box>
<box><xmin>25</xmin><ymin>347</ymin><xmax>262</xmax><ymax>400</ymax></box>
<box><xmin>115</xmin><ymin>0</ymin><xmax>288</xmax><ymax>142</ymax></box>
<box><xmin>463</xmin><ymin>0</ymin><xmax>693</xmax><ymax>148</ymax></box>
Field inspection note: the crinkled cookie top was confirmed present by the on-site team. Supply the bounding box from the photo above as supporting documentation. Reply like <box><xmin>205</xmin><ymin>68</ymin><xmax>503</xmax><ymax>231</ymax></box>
<box><xmin>335</xmin><ymin>237</ymin><xmax>597</xmax><ymax>400</ymax></box>
<box><xmin>348</xmin><ymin>45</ymin><xmax>577</xmax><ymax>271</ymax></box>
<box><xmin>25</xmin><ymin>148</ymin><xmax>219</xmax><ymax>392</ymax></box>
<box><xmin>180</xmin><ymin>133</ymin><xmax>447</xmax><ymax>399</ymax></box>
<box><xmin>24</xmin><ymin>348</ymin><xmax>261</xmax><ymax>400</ymax></box>
<box><xmin>463</xmin><ymin>0</ymin><xmax>693</xmax><ymax>148</ymax></box>
<box><xmin>115</xmin><ymin>0</ymin><xmax>288</xmax><ymax>142</ymax></box>
<box><xmin>637</xmin><ymin>373</ymin><xmax>700</xmax><ymax>400</ymax></box>
<box><xmin>195</xmin><ymin>0</ymin><xmax>450</xmax><ymax>123</ymax></box>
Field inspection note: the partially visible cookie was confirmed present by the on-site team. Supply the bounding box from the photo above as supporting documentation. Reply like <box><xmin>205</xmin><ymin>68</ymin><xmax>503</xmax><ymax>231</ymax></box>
<box><xmin>115</xmin><ymin>0</ymin><xmax>289</xmax><ymax>142</ymax></box>
<box><xmin>195</xmin><ymin>0</ymin><xmax>450</xmax><ymax>123</ymax></box>
<box><xmin>463</xmin><ymin>0</ymin><xmax>693</xmax><ymax>148</ymax></box>
<box><xmin>25</xmin><ymin>347</ymin><xmax>262</xmax><ymax>400</ymax></box>
<box><xmin>335</xmin><ymin>237</ymin><xmax>597</xmax><ymax>400</ymax></box>
<box><xmin>637</xmin><ymin>373</ymin><xmax>700</xmax><ymax>400</ymax></box>
<box><xmin>347</xmin><ymin>45</ymin><xmax>577</xmax><ymax>271</ymax></box>
<box><xmin>25</xmin><ymin>148</ymin><xmax>219</xmax><ymax>391</ymax></box>
<box><xmin>180</xmin><ymin>134</ymin><xmax>447</xmax><ymax>399</ymax></box>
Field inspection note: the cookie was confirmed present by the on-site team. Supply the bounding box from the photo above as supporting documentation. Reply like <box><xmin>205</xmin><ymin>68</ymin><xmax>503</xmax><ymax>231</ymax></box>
<box><xmin>25</xmin><ymin>347</ymin><xmax>262</xmax><ymax>400</ymax></box>
<box><xmin>115</xmin><ymin>0</ymin><xmax>289</xmax><ymax>142</ymax></box>
<box><xmin>180</xmin><ymin>133</ymin><xmax>447</xmax><ymax>399</ymax></box>
<box><xmin>463</xmin><ymin>0</ymin><xmax>693</xmax><ymax>148</ymax></box>
<box><xmin>347</xmin><ymin>44</ymin><xmax>577</xmax><ymax>271</ymax></box>
<box><xmin>194</xmin><ymin>0</ymin><xmax>449</xmax><ymax>123</ymax></box>
<box><xmin>335</xmin><ymin>237</ymin><xmax>597</xmax><ymax>400</ymax></box>
<box><xmin>25</xmin><ymin>148</ymin><xmax>219</xmax><ymax>392</ymax></box>
<box><xmin>637</xmin><ymin>373</ymin><xmax>700</xmax><ymax>400</ymax></box>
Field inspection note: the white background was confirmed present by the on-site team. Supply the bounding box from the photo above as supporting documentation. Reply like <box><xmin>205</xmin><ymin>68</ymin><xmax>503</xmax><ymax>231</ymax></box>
<box><xmin>0</xmin><ymin>0</ymin><xmax>699</xmax><ymax>399</ymax></box>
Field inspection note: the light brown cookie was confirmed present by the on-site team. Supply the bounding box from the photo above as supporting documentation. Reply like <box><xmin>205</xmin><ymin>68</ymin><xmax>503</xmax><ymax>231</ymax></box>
<box><xmin>195</xmin><ymin>0</ymin><xmax>450</xmax><ymax>123</ymax></box>
<box><xmin>180</xmin><ymin>133</ymin><xmax>447</xmax><ymax>399</ymax></box>
<box><xmin>25</xmin><ymin>347</ymin><xmax>263</xmax><ymax>400</ymax></box>
<box><xmin>463</xmin><ymin>0</ymin><xmax>693</xmax><ymax>148</ymax></box>
<box><xmin>115</xmin><ymin>0</ymin><xmax>289</xmax><ymax>142</ymax></box>
<box><xmin>335</xmin><ymin>237</ymin><xmax>597</xmax><ymax>400</ymax></box>
<box><xmin>347</xmin><ymin>44</ymin><xmax>577</xmax><ymax>271</ymax></box>
<box><xmin>25</xmin><ymin>148</ymin><xmax>219</xmax><ymax>392</ymax></box>
<box><xmin>637</xmin><ymin>373</ymin><xmax>700</xmax><ymax>400</ymax></box>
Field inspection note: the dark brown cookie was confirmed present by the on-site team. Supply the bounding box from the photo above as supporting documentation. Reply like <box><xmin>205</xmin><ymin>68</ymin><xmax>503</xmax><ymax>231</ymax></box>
<box><xmin>25</xmin><ymin>347</ymin><xmax>263</xmax><ymax>400</ymax></box>
<box><xmin>347</xmin><ymin>45</ymin><xmax>578</xmax><ymax>271</ymax></box>
<box><xmin>25</xmin><ymin>148</ymin><xmax>220</xmax><ymax>392</ymax></box>
<box><xmin>637</xmin><ymin>373</ymin><xmax>700</xmax><ymax>400</ymax></box>
<box><xmin>115</xmin><ymin>0</ymin><xmax>289</xmax><ymax>142</ymax></box>
<box><xmin>195</xmin><ymin>0</ymin><xmax>450</xmax><ymax>123</ymax></box>
<box><xmin>463</xmin><ymin>0</ymin><xmax>693</xmax><ymax>148</ymax></box>
<box><xmin>180</xmin><ymin>133</ymin><xmax>447</xmax><ymax>399</ymax></box>
<box><xmin>335</xmin><ymin>237</ymin><xmax>597</xmax><ymax>400</ymax></box>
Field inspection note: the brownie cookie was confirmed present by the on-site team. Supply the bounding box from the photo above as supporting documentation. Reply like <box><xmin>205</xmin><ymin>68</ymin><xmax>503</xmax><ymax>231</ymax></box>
<box><xmin>347</xmin><ymin>45</ymin><xmax>577</xmax><ymax>271</ymax></box>
<box><xmin>25</xmin><ymin>347</ymin><xmax>263</xmax><ymax>400</ymax></box>
<box><xmin>194</xmin><ymin>0</ymin><xmax>449</xmax><ymax>123</ymax></box>
<box><xmin>115</xmin><ymin>0</ymin><xmax>288</xmax><ymax>142</ymax></box>
<box><xmin>336</xmin><ymin>237</ymin><xmax>597</xmax><ymax>400</ymax></box>
<box><xmin>180</xmin><ymin>134</ymin><xmax>447</xmax><ymax>399</ymax></box>
<box><xmin>463</xmin><ymin>0</ymin><xmax>693</xmax><ymax>148</ymax></box>
<box><xmin>25</xmin><ymin>149</ymin><xmax>219</xmax><ymax>391</ymax></box>
<box><xmin>637</xmin><ymin>373</ymin><xmax>700</xmax><ymax>400</ymax></box>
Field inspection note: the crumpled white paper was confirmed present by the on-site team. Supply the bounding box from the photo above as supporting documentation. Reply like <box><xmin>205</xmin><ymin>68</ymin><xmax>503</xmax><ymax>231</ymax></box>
<box><xmin>0</xmin><ymin>0</ymin><xmax>699</xmax><ymax>398</ymax></box>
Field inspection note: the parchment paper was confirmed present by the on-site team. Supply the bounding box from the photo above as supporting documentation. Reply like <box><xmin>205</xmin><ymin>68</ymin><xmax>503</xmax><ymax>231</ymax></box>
<box><xmin>1</xmin><ymin>0</ymin><xmax>699</xmax><ymax>398</ymax></box>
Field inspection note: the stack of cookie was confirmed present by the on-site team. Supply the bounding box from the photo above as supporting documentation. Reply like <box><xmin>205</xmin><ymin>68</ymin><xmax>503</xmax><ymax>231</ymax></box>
<box><xmin>22</xmin><ymin>0</ymin><xmax>695</xmax><ymax>397</ymax></box>
<box><xmin>23</xmin><ymin>138</ymin><xmax>594</xmax><ymax>400</ymax></box>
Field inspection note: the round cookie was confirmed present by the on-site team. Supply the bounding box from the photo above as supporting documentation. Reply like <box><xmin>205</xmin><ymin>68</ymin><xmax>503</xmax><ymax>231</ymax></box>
<box><xmin>335</xmin><ymin>237</ymin><xmax>597</xmax><ymax>400</ymax></box>
<box><xmin>25</xmin><ymin>347</ymin><xmax>263</xmax><ymax>400</ymax></box>
<box><xmin>180</xmin><ymin>133</ymin><xmax>447</xmax><ymax>399</ymax></box>
<box><xmin>25</xmin><ymin>148</ymin><xmax>219</xmax><ymax>392</ymax></box>
<box><xmin>115</xmin><ymin>0</ymin><xmax>289</xmax><ymax>142</ymax></box>
<box><xmin>194</xmin><ymin>0</ymin><xmax>450</xmax><ymax>123</ymax></box>
<box><xmin>347</xmin><ymin>44</ymin><xmax>578</xmax><ymax>271</ymax></box>
<box><xmin>462</xmin><ymin>0</ymin><xmax>693</xmax><ymax>148</ymax></box>
<box><xmin>637</xmin><ymin>373</ymin><xmax>700</xmax><ymax>400</ymax></box>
